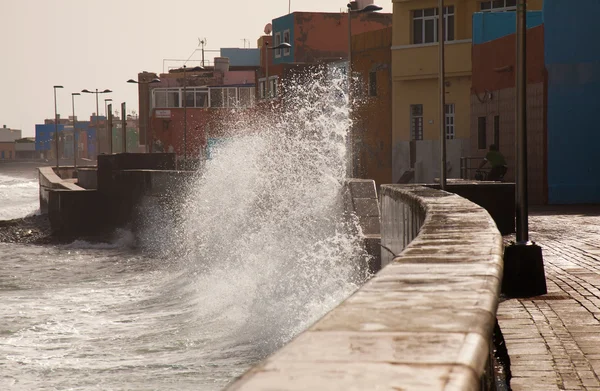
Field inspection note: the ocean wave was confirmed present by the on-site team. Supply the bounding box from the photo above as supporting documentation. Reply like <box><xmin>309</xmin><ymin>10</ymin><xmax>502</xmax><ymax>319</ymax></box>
<box><xmin>0</xmin><ymin>173</ymin><xmax>39</xmax><ymax>221</ymax></box>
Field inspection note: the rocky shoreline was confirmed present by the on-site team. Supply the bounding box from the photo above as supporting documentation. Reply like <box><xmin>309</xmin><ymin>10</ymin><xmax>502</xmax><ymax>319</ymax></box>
<box><xmin>0</xmin><ymin>215</ymin><xmax>56</xmax><ymax>244</ymax></box>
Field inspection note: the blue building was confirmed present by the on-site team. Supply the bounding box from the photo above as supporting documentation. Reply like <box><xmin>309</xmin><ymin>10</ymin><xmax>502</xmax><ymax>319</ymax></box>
<box><xmin>544</xmin><ymin>0</ymin><xmax>600</xmax><ymax>204</ymax></box>
<box><xmin>35</xmin><ymin>123</ymin><xmax>64</xmax><ymax>158</ymax></box>
<box><xmin>470</xmin><ymin>1</ymin><xmax>600</xmax><ymax>204</ymax></box>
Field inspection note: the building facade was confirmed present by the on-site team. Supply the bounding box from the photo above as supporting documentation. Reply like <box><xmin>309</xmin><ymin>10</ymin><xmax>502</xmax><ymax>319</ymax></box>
<box><xmin>0</xmin><ymin>125</ymin><xmax>21</xmax><ymax>160</ymax></box>
<box><xmin>352</xmin><ymin>27</ymin><xmax>393</xmax><ymax>185</ymax></box>
<box><xmin>260</xmin><ymin>9</ymin><xmax>393</xmax><ymax>100</ymax></box>
<box><xmin>391</xmin><ymin>0</ymin><xmax>543</xmax><ymax>183</ymax></box>
<box><xmin>138</xmin><ymin>58</ymin><xmax>258</xmax><ymax>160</ymax></box>
<box><xmin>470</xmin><ymin>12</ymin><xmax>546</xmax><ymax>204</ymax></box>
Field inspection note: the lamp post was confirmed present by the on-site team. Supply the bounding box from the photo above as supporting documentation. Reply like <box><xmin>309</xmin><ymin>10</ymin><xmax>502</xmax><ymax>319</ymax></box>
<box><xmin>53</xmin><ymin>85</ymin><xmax>63</xmax><ymax>170</ymax></box>
<box><xmin>105</xmin><ymin>98</ymin><xmax>113</xmax><ymax>154</ymax></box>
<box><xmin>502</xmin><ymin>0</ymin><xmax>546</xmax><ymax>298</ymax></box>
<box><xmin>346</xmin><ymin>2</ymin><xmax>382</xmax><ymax>177</ymax></box>
<box><xmin>82</xmin><ymin>88</ymin><xmax>112</xmax><ymax>160</ymax></box>
<box><xmin>127</xmin><ymin>78</ymin><xmax>160</xmax><ymax>153</ymax></box>
<box><xmin>71</xmin><ymin>92</ymin><xmax>80</xmax><ymax>169</ymax></box>
<box><xmin>264</xmin><ymin>42</ymin><xmax>292</xmax><ymax>99</ymax></box>
<box><xmin>438</xmin><ymin>0</ymin><xmax>447</xmax><ymax>190</ymax></box>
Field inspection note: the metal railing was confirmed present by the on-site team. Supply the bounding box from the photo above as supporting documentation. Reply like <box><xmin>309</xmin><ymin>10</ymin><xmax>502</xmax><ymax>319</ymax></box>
<box><xmin>460</xmin><ymin>156</ymin><xmax>491</xmax><ymax>180</ymax></box>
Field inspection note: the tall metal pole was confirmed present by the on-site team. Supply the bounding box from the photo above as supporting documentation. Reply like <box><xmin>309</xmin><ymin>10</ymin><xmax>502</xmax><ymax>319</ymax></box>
<box><xmin>183</xmin><ymin>65</ymin><xmax>187</xmax><ymax>170</ymax></box>
<box><xmin>515</xmin><ymin>0</ymin><xmax>528</xmax><ymax>242</ymax></box>
<box><xmin>95</xmin><ymin>90</ymin><xmax>100</xmax><ymax>158</ymax></box>
<box><xmin>347</xmin><ymin>4</ymin><xmax>354</xmax><ymax>177</ymax></box>
<box><xmin>502</xmin><ymin>0</ymin><xmax>546</xmax><ymax>298</ymax></box>
<box><xmin>438</xmin><ymin>0</ymin><xmax>447</xmax><ymax>189</ymax></box>
<box><xmin>72</xmin><ymin>93</ymin><xmax>78</xmax><ymax>169</ymax></box>
<box><xmin>108</xmin><ymin>103</ymin><xmax>113</xmax><ymax>154</ymax></box>
<box><xmin>122</xmin><ymin>102</ymin><xmax>127</xmax><ymax>153</ymax></box>
<box><xmin>53</xmin><ymin>87</ymin><xmax>60</xmax><ymax>170</ymax></box>
<box><xmin>265</xmin><ymin>42</ymin><xmax>269</xmax><ymax>98</ymax></box>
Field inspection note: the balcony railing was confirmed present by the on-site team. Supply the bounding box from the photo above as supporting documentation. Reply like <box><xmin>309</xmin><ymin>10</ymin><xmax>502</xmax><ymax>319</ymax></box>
<box><xmin>152</xmin><ymin>86</ymin><xmax>256</xmax><ymax>109</ymax></box>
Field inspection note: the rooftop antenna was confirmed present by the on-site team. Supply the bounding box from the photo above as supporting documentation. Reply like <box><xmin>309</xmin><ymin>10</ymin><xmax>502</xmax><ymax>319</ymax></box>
<box><xmin>198</xmin><ymin>38</ymin><xmax>207</xmax><ymax>67</ymax></box>
<box><xmin>241</xmin><ymin>38</ymin><xmax>250</xmax><ymax>48</ymax></box>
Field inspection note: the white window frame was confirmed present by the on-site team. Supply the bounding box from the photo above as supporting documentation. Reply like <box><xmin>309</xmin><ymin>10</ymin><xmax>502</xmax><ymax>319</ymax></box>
<box><xmin>480</xmin><ymin>0</ymin><xmax>517</xmax><ymax>12</ymax></box>
<box><xmin>258</xmin><ymin>79</ymin><xmax>266</xmax><ymax>99</ymax></box>
<box><xmin>274</xmin><ymin>32</ymin><xmax>282</xmax><ymax>58</ymax></box>
<box><xmin>268</xmin><ymin>76</ymin><xmax>279</xmax><ymax>98</ymax></box>
<box><xmin>412</xmin><ymin>6</ymin><xmax>455</xmax><ymax>44</ymax></box>
<box><xmin>445</xmin><ymin>103</ymin><xmax>455</xmax><ymax>140</ymax></box>
<box><xmin>283</xmin><ymin>29</ymin><xmax>291</xmax><ymax>56</ymax></box>
<box><xmin>410</xmin><ymin>104</ymin><xmax>423</xmax><ymax>141</ymax></box>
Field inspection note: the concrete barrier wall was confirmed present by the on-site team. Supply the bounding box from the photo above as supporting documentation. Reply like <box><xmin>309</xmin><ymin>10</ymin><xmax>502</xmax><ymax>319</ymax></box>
<box><xmin>227</xmin><ymin>185</ymin><xmax>503</xmax><ymax>390</ymax></box>
<box><xmin>345</xmin><ymin>179</ymin><xmax>381</xmax><ymax>273</ymax></box>
<box><xmin>38</xmin><ymin>167</ymin><xmax>85</xmax><ymax>214</ymax></box>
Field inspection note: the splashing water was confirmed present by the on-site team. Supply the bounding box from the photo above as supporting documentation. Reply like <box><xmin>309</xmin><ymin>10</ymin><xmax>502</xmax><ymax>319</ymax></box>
<box><xmin>140</xmin><ymin>67</ymin><xmax>371</xmax><ymax>360</ymax></box>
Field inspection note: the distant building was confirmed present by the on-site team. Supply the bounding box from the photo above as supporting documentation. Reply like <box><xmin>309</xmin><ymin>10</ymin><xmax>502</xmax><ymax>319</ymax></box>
<box><xmin>220</xmin><ymin>48</ymin><xmax>260</xmax><ymax>67</ymax></box>
<box><xmin>0</xmin><ymin>125</ymin><xmax>21</xmax><ymax>160</ymax></box>
<box><xmin>259</xmin><ymin>7</ymin><xmax>393</xmax><ymax>100</ymax></box>
<box><xmin>137</xmin><ymin>57</ymin><xmax>259</xmax><ymax>158</ymax></box>
<box><xmin>14</xmin><ymin>137</ymin><xmax>36</xmax><ymax>159</ymax></box>
<box><xmin>35</xmin><ymin>116</ymin><xmax>98</xmax><ymax>161</ymax></box>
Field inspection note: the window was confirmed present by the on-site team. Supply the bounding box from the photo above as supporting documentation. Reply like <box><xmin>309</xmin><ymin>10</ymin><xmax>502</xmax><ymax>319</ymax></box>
<box><xmin>259</xmin><ymin>80</ymin><xmax>266</xmax><ymax>99</ymax></box>
<box><xmin>269</xmin><ymin>77</ymin><xmax>278</xmax><ymax>98</ymax></box>
<box><xmin>478</xmin><ymin>117</ymin><xmax>487</xmax><ymax>149</ymax></box>
<box><xmin>238</xmin><ymin>87</ymin><xmax>255</xmax><ymax>107</ymax></box>
<box><xmin>445</xmin><ymin>104</ymin><xmax>455</xmax><ymax>139</ymax></box>
<box><xmin>274</xmin><ymin>32</ymin><xmax>282</xmax><ymax>58</ymax></box>
<box><xmin>480</xmin><ymin>0</ymin><xmax>517</xmax><ymax>12</ymax></box>
<box><xmin>410</xmin><ymin>104</ymin><xmax>423</xmax><ymax>141</ymax></box>
<box><xmin>493</xmin><ymin>115</ymin><xmax>500</xmax><ymax>147</ymax></box>
<box><xmin>412</xmin><ymin>6</ymin><xmax>455</xmax><ymax>44</ymax></box>
<box><xmin>283</xmin><ymin>30</ymin><xmax>291</xmax><ymax>56</ymax></box>
<box><xmin>167</xmin><ymin>91</ymin><xmax>180</xmax><ymax>108</ymax></box>
<box><xmin>368</xmin><ymin>71</ymin><xmax>377</xmax><ymax>96</ymax></box>
<box><xmin>210</xmin><ymin>88</ymin><xmax>224</xmax><ymax>107</ymax></box>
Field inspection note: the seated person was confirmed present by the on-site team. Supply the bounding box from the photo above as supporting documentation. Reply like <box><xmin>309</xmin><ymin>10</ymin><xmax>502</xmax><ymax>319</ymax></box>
<box><xmin>478</xmin><ymin>144</ymin><xmax>507</xmax><ymax>181</ymax></box>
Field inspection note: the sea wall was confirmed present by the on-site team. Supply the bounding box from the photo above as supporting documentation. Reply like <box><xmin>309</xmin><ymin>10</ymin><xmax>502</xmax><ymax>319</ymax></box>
<box><xmin>227</xmin><ymin>185</ymin><xmax>503</xmax><ymax>390</ymax></box>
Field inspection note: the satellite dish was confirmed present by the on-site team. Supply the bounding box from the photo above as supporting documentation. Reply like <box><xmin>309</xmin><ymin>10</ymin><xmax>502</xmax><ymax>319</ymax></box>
<box><xmin>264</xmin><ymin>23</ymin><xmax>272</xmax><ymax>35</ymax></box>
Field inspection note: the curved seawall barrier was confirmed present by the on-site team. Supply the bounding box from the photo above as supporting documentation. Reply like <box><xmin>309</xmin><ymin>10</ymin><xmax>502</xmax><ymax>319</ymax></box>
<box><xmin>227</xmin><ymin>185</ymin><xmax>503</xmax><ymax>390</ymax></box>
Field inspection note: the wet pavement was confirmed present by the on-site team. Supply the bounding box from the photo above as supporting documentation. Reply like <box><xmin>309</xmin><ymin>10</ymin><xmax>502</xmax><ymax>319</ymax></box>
<box><xmin>498</xmin><ymin>205</ymin><xmax>600</xmax><ymax>391</ymax></box>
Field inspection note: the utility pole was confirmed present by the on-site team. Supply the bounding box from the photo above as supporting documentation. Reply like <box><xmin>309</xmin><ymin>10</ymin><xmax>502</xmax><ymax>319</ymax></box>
<box><xmin>502</xmin><ymin>0</ymin><xmax>547</xmax><ymax>298</ymax></box>
<box><xmin>122</xmin><ymin>102</ymin><xmax>127</xmax><ymax>153</ymax></box>
<box><xmin>438</xmin><ymin>0</ymin><xmax>447</xmax><ymax>190</ymax></box>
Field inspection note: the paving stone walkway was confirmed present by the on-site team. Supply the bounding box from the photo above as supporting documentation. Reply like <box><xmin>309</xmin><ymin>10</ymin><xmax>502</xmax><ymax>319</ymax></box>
<box><xmin>498</xmin><ymin>206</ymin><xmax>600</xmax><ymax>391</ymax></box>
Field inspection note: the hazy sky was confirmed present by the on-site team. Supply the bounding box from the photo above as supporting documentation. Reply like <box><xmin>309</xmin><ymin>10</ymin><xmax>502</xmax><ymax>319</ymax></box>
<box><xmin>1</xmin><ymin>0</ymin><xmax>392</xmax><ymax>137</ymax></box>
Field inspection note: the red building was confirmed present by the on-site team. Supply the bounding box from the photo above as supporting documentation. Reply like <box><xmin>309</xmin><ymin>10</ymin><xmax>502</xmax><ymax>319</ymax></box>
<box><xmin>137</xmin><ymin>58</ymin><xmax>259</xmax><ymax>161</ymax></box>
<box><xmin>470</xmin><ymin>23</ymin><xmax>547</xmax><ymax>204</ymax></box>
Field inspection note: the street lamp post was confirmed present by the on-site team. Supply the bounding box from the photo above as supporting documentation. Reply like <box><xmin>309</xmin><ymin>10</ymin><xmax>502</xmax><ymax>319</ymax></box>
<box><xmin>502</xmin><ymin>0</ymin><xmax>546</xmax><ymax>298</ymax></box>
<box><xmin>264</xmin><ymin>42</ymin><xmax>291</xmax><ymax>99</ymax></box>
<box><xmin>82</xmin><ymin>88</ymin><xmax>112</xmax><ymax>160</ymax></box>
<box><xmin>105</xmin><ymin>98</ymin><xmax>113</xmax><ymax>154</ymax></box>
<box><xmin>127</xmin><ymin>78</ymin><xmax>160</xmax><ymax>153</ymax></box>
<box><xmin>346</xmin><ymin>2</ymin><xmax>382</xmax><ymax>177</ymax></box>
<box><xmin>71</xmin><ymin>92</ymin><xmax>80</xmax><ymax>169</ymax></box>
<box><xmin>438</xmin><ymin>0</ymin><xmax>447</xmax><ymax>190</ymax></box>
<box><xmin>53</xmin><ymin>85</ymin><xmax>63</xmax><ymax>170</ymax></box>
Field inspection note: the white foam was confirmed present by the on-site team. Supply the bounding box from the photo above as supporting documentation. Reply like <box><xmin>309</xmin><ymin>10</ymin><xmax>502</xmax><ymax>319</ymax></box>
<box><xmin>0</xmin><ymin>173</ymin><xmax>40</xmax><ymax>221</ymax></box>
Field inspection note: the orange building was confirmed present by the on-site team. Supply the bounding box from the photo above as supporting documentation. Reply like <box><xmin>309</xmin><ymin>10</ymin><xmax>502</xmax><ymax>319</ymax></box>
<box><xmin>352</xmin><ymin>27</ymin><xmax>393</xmax><ymax>185</ymax></box>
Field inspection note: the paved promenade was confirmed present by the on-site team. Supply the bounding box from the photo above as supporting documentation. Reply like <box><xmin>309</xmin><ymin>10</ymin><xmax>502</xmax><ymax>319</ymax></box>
<box><xmin>498</xmin><ymin>205</ymin><xmax>600</xmax><ymax>391</ymax></box>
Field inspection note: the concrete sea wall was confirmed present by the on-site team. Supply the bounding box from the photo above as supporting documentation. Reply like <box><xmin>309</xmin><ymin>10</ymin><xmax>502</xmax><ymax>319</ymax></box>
<box><xmin>228</xmin><ymin>185</ymin><xmax>503</xmax><ymax>390</ymax></box>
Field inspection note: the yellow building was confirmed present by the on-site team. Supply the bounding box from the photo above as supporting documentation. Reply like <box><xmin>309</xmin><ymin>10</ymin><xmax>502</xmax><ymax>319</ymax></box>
<box><xmin>391</xmin><ymin>0</ymin><xmax>543</xmax><ymax>183</ymax></box>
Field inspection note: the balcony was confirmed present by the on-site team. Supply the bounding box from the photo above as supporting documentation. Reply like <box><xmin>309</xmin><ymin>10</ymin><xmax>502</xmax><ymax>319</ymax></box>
<box><xmin>392</xmin><ymin>39</ymin><xmax>472</xmax><ymax>81</ymax></box>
